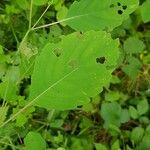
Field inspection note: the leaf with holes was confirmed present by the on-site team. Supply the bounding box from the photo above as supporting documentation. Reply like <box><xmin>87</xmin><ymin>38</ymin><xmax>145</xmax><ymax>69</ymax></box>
<box><xmin>66</xmin><ymin>0</ymin><xmax>139</xmax><ymax>31</ymax></box>
<box><xmin>29</xmin><ymin>31</ymin><xmax>119</xmax><ymax>110</ymax></box>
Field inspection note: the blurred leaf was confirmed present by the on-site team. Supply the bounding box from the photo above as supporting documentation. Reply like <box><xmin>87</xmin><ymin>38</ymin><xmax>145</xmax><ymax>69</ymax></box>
<box><xmin>101</xmin><ymin>102</ymin><xmax>122</xmax><ymax>128</ymax></box>
<box><xmin>111</xmin><ymin>140</ymin><xmax>121</xmax><ymax>150</ymax></box>
<box><xmin>120</xmin><ymin>109</ymin><xmax>130</xmax><ymax>123</ymax></box>
<box><xmin>141</xmin><ymin>1</ymin><xmax>150</xmax><ymax>23</ymax></box>
<box><xmin>95</xmin><ymin>143</ymin><xmax>107</xmax><ymax>150</ymax></box>
<box><xmin>57</xmin><ymin>6</ymin><xmax>68</xmax><ymax>26</ymax></box>
<box><xmin>33</xmin><ymin>0</ymin><xmax>48</xmax><ymax>6</ymax></box>
<box><xmin>124</xmin><ymin>37</ymin><xmax>145</xmax><ymax>54</ymax></box>
<box><xmin>137</xmin><ymin>99</ymin><xmax>149</xmax><ymax>115</ymax></box>
<box><xmin>129</xmin><ymin>106</ymin><xmax>139</xmax><ymax>119</ymax></box>
<box><xmin>24</xmin><ymin>131</ymin><xmax>46</xmax><ymax>150</ymax></box>
<box><xmin>105</xmin><ymin>91</ymin><xmax>120</xmax><ymax>102</ymax></box>
<box><xmin>130</xmin><ymin>127</ymin><xmax>144</xmax><ymax>144</ymax></box>
<box><xmin>123</xmin><ymin>56</ymin><xmax>142</xmax><ymax>79</ymax></box>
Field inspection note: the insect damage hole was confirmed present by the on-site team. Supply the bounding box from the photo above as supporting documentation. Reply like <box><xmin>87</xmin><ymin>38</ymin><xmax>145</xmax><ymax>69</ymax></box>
<box><xmin>96</xmin><ymin>57</ymin><xmax>106</xmax><ymax>64</ymax></box>
<box><xmin>122</xmin><ymin>5</ymin><xmax>127</xmax><ymax>10</ymax></box>
<box><xmin>118</xmin><ymin>10</ymin><xmax>123</xmax><ymax>15</ymax></box>
<box><xmin>117</xmin><ymin>2</ymin><xmax>121</xmax><ymax>6</ymax></box>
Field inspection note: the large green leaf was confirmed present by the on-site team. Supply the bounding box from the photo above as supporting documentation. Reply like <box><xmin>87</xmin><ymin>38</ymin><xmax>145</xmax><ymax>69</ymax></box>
<box><xmin>29</xmin><ymin>31</ymin><xmax>119</xmax><ymax>110</ymax></box>
<box><xmin>66</xmin><ymin>0</ymin><xmax>139</xmax><ymax>31</ymax></box>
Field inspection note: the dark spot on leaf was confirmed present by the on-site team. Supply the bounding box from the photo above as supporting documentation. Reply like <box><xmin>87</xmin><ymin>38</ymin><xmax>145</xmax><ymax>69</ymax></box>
<box><xmin>110</xmin><ymin>4</ymin><xmax>115</xmax><ymax>8</ymax></box>
<box><xmin>80</xmin><ymin>31</ymin><xmax>83</xmax><ymax>34</ymax></box>
<box><xmin>53</xmin><ymin>48</ymin><xmax>62</xmax><ymax>57</ymax></box>
<box><xmin>68</xmin><ymin>60</ymin><xmax>78</xmax><ymax>68</ymax></box>
<box><xmin>122</xmin><ymin>5</ymin><xmax>127</xmax><ymax>10</ymax></box>
<box><xmin>118</xmin><ymin>10</ymin><xmax>123</xmax><ymax>15</ymax></box>
<box><xmin>117</xmin><ymin>2</ymin><xmax>121</xmax><ymax>6</ymax></box>
<box><xmin>96</xmin><ymin>57</ymin><xmax>106</xmax><ymax>64</ymax></box>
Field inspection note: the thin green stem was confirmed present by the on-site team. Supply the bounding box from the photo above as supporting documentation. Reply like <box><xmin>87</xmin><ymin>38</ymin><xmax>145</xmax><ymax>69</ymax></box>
<box><xmin>29</xmin><ymin>0</ymin><xmax>33</xmax><ymax>29</ymax></box>
<box><xmin>32</xmin><ymin>4</ymin><xmax>51</xmax><ymax>29</ymax></box>
<box><xmin>32</xmin><ymin>15</ymin><xmax>85</xmax><ymax>30</ymax></box>
<box><xmin>10</xmin><ymin>23</ymin><xmax>19</xmax><ymax>45</ymax></box>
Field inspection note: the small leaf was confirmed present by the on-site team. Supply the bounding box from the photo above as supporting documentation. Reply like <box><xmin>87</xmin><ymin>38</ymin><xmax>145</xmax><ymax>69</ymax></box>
<box><xmin>141</xmin><ymin>1</ymin><xmax>150</xmax><ymax>23</ymax></box>
<box><xmin>130</xmin><ymin>127</ymin><xmax>144</xmax><ymax>144</ymax></box>
<box><xmin>123</xmin><ymin>56</ymin><xmax>142</xmax><ymax>79</ymax></box>
<box><xmin>101</xmin><ymin>102</ymin><xmax>122</xmax><ymax>128</ymax></box>
<box><xmin>120</xmin><ymin>109</ymin><xmax>130</xmax><ymax>123</ymax></box>
<box><xmin>105</xmin><ymin>91</ymin><xmax>120</xmax><ymax>102</ymax></box>
<box><xmin>95</xmin><ymin>143</ymin><xmax>107</xmax><ymax>150</ymax></box>
<box><xmin>124</xmin><ymin>37</ymin><xmax>145</xmax><ymax>54</ymax></box>
<box><xmin>129</xmin><ymin>106</ymin><xmax>139</xmax><ymax>119</ymax></box>
<box><xmin>137</xmin><ymin>99</ymin><xmax>149</xmax><ymax>115</ymax></box>
<box><xmin>111</xmin><ymin>140</ymin><xmax>120</xmax><ymax>150</ymax></box>
<box><xmin>24</xmin><ymin>131</ymin><xmax>46</xmax><ymax>150</ymax></box>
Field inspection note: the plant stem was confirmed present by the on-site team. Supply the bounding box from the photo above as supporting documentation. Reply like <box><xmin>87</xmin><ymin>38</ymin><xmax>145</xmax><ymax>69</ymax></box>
<box><xmin>29</xmin><ymin>0</ymin><xmax>33</xmax><ymax>29</ymax></box>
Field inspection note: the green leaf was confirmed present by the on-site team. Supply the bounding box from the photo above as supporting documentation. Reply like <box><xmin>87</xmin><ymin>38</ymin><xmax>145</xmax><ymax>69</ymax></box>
<box><xmin>120</xmin><ymin>109</ymin><xmax>130</xmax><ymax>123</ymax></box>
<box><xmin>56</xmin><ymin>6</ymin><xmax>68</xmax><ymax>26</ymax></box>
<box><xmin>123</xmin><ymin>56</ymin><xmax>142</xmax><ymax>79</ymax></box>
<box><xmin>30</xmin><ymin>31</ymin><xmax>119</xmax><ymax>110</ymax></box>
<box><xmin>66</xmin><ymin>0</ymin><xmax>139</xmax><ymax>31</ymax></box>
<box><xmin>137</xmin><ymin>99</ymin><xmax>149</xmax><ymax>115</ymax></box>
<box><xmin>140</xmin><ymin>1</ymin><xmax>150</xmax><ymax>23</ymax></box>
<box><xmin>95</xmin><ymin>143</ymin><xmax>107</xmax><ymax>150</ymax></box>
<box><xmin>111</xmin><ymin>140</ymin><xmax>120</xmax><ymax>150</ymax></box>
<box><xmin>24</xmin><ymin>131</ymin><xmax>46</xmax><ymax>150</ymax></box>
<box><xmin>129</xmin><ymin>106</ymin><xmax>139</xmax><ymax>119</ymax></box>
<box><xmin>124</xmin><ymin>37</ymin><xmax>145</xmax><ymax>54</ymax></box>
<box><xmin>101</xmin><ymin>102</ymin><xmax>122</xmax><ymax>128</ymax></box>
<box><xmin>130</xmin><ymin>127</ymin><xmax>144</xmax><ymax>144</ymax></box>
<box><xmin>105</xmin><ymin>91</ymin><xmax>120</xmax><ymax>102</ymax></box>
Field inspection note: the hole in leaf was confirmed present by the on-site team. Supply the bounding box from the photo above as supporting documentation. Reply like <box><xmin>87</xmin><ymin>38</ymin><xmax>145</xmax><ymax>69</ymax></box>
<box><xmin>96</xmin><ymin>57</ymin><xmax>106</xmax><ymax>64</ymax></box>
<box><xmin>77</xmin><ymin>105</ymin><xmax>83</xmax><ymax>108</ymax></box>
<box><xmin>110</xmin><ymin>4</ymin><xmax>115</xmax><ymax>8</ymax></box>
<box><xmin>118</xmin><ymin>10</ymin><xmax>123</xmax><ymax>15</ymax></box>
<box><xmin>53</xmin><ymin>48</ymin><xmax>62</xmax><ymax>57</ymax></box>
<box><xmin>122</xmin><ymin>5</ymin><xmax>127</xmax><ymax>10</ymax></box>
<box><xmin>117</xmin><ymin>2</ymin><xmax>121</xmax><ymax>6</ymax></box>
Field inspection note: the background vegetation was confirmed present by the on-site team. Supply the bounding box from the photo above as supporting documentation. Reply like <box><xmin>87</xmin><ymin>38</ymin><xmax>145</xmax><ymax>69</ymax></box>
<box><xmin>0</xmin><ymin>0</ymin><xmax>150</xmax><ymax>149</ymax></box>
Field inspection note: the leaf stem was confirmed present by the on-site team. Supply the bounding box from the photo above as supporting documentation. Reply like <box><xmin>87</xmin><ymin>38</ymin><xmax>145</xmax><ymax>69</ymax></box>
<box><xmin>29</xmin><ymin>0</ymin><xmax>33</xmax><ymax>29</ymax></box>
<box><xmin>32</xmin><ymin>15</ymin><xmax>85</xmax><ymax>30</ymax></box>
